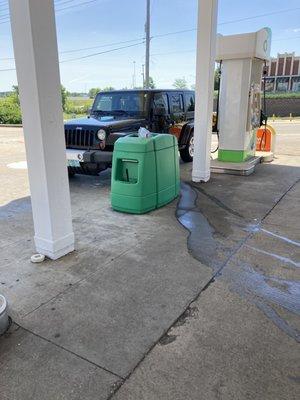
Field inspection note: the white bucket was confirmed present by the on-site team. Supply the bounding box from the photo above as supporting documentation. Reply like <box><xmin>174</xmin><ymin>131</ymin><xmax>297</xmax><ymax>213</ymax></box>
<box><xmin>0</xmin><ymin>295</ymin><xmax>9</xmax><ymax>335</ymax></box>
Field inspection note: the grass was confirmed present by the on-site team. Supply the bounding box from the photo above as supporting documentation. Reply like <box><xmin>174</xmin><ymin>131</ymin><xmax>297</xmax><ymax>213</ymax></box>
<box><xmin>64</xmin><ymin>98</ymin><xmax>93</xmax><ymax>120</ymax></box>
<box><xmin>64</xmin><ymin>113</ymin><xmax>86</xmax><ymax>120</ymax></box>
<box><xmin>65</xmin><ymin>98</ymin><xmax>93</xmax><ymax>114</ymax></box>
<box><xmin>265</xmin><ymin>92</ymin><xmax>300</xmax><ymax>99</ymax></box>
<box><xmin>67</xmin><ymin>98</ymin><xmax>93</xmax><ymax>107</ymax></box>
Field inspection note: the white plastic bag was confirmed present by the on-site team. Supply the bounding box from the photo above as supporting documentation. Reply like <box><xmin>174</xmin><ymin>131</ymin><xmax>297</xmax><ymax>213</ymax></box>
<box><xmin>138</xmin><ymin>127</ymin><xmax>151</xmax><ymax>138</ymax></box>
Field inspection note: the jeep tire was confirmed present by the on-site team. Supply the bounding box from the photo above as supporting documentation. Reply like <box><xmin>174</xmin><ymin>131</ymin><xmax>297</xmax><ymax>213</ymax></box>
<box><xmin>68</xmin><ymin>167</ymin><xmax>76</xmax><ymax>178</ymax></box>
<box><xmin>180</xmin><ymin>132</ymin><xmax>194</xmax><ymax>162</ymax></box>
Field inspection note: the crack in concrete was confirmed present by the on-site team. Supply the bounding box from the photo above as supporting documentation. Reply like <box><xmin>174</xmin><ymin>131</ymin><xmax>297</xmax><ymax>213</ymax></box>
<box><xmin>261</xmin><ymin>178</ymin><xmax>300</xmax><ymax>222</ymax></box>
<box><xmin>190</xmin><ymin>183</ymin><xmax>246</xmax><ymax>220</ymax></box>
<box><xmin>10</xmin><ymin>322</ymin><xmax>124</xmax><ymax>381</ymax></box>
<box><xmin>20</xmin><ymin>244</ymin><xmax>137</xmax><ymax>320</ymax></box>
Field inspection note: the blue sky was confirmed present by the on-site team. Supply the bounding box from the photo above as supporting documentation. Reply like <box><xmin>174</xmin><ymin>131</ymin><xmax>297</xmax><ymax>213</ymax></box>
<box><xmin>1</xmin><ymin>0</ymin><xmax>300</xmax><ymax>92</ymax></box>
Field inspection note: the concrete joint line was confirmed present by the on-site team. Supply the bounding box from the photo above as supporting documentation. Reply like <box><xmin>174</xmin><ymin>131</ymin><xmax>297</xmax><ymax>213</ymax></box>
<box><xmin>14</xmin><ymin>322</ymin><xmax>124</xmax><ymax>381</ymax></box>
<box><xmin>262</xmin><ymin>178</ymin><xmax>300</xmax><ymax>222</ymax></box>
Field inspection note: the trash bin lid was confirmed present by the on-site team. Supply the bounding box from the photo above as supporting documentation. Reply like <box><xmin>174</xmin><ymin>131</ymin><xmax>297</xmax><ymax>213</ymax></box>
<box><xmin>114</xmin><ymin>135</ymin><xmax>155</xmax><ymax>153</ymax></box>
<box><xmin>153</xmin><ymin>134</ymin><xmax>176</xmax><ymax>150</ymax></box>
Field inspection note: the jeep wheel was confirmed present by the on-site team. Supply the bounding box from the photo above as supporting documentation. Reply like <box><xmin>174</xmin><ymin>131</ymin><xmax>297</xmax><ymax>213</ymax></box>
<box><xmin>180</xmin><ymin>133</ymin><xmax>194</xmax><ymax>162</ymax></box>
<box><xmin>68</xmin><ymin>167</ymin><xmax>75</xmax><ymax>178</ymax></box>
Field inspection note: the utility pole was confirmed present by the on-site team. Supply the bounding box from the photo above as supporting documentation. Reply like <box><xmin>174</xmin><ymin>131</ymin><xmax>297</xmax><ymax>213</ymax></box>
<box><xmin>145</xmin><ymin>0</ymin><xmax>150</xmax><ymax>88</ymax></box>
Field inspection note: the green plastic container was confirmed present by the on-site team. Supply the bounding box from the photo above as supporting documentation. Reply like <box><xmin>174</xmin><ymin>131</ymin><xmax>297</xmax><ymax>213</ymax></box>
<box><xmin>111</xmin><ymin>134</ymin><xmax>179</xmax><ymax>214</ymax></box>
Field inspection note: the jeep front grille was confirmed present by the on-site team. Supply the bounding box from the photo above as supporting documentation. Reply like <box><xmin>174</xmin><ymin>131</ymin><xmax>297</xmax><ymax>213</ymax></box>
<box><xmin>65</xmin><ymin>129</ymin><xmax>95</xmax><ymax>148</ymax></box>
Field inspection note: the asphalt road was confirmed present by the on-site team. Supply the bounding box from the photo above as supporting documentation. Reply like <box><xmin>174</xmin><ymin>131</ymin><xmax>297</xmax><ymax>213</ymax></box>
<box><xmin>270</xmin><ymin>121</ymin><xmax>300</xmax><ymax>156</ymax></box>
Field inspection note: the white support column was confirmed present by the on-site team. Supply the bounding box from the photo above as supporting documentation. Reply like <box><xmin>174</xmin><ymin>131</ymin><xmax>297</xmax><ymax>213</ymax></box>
<box><xmin>9</xmin><ymin>0</ymin><xmax>74</xmax><ymax>260</ymax></box>
<box><xmin>192</xmin><ymin>0</ymin><xmax>218</xmax><ymax>182</ymax></box>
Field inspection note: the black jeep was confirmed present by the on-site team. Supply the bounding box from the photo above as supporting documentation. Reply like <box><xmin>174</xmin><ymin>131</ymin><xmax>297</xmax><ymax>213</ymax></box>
<box><xmin>65</xmin><ymin>89</ymin><xmax>195</xmax><ymax>175</ymax></box>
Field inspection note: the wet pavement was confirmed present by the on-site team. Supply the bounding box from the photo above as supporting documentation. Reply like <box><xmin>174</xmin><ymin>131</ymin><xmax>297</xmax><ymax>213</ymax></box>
<box><xmin>176</xmin><ymin>180</ymin><xmax>300</xmax><ymax>342</ymax></box>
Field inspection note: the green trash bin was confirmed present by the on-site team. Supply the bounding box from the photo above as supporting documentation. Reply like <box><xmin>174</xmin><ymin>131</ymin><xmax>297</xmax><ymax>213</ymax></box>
<box><xmin>111</xmin><ymin>133</ymin><xmax>179</xmax><ymax>214</ymax></box>
<box><xmin>152</xmin><ymin>134</ymin><xmax>179</xmax><ymax>208</ymax></box>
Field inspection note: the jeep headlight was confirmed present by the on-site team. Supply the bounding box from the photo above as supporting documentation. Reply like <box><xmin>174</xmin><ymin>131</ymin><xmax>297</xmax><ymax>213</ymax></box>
<box><xmin>97</xmin><ymin>129</ymin><xmax>106</xmax><ymax>141</ymax></box>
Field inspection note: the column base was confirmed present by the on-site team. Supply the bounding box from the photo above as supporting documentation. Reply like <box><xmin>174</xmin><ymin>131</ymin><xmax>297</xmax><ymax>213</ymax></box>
<box><xmin>192</xmin><ymin>169</ymin><xmax>210</xmax><ymax>183</ymax></box>
<box><xmin>34</xmin><ymin>232</ymin><xmax>75</xmax><ymax>260</ymax></box>
<box><xmin>211</xmin><ymin>156</ymin><xmax>261</xmax><ymax>176</ymax></box>
<box><xmin>218</xmin><ymin>149</ymin><xmax>254</xmax><ymax>163</ymax></box>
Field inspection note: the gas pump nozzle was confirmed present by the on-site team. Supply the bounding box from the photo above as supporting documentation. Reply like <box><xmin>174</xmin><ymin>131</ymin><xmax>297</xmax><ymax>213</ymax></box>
<box><xmin>260</xmin><ymin>110</ymin><xmax>268</xmax><ymax>127</ymax></box>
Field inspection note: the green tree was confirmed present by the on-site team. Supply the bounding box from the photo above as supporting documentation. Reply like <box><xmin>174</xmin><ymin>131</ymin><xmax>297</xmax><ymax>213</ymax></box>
<box><xmin>0</xmin><ymin>96</ymin><xmax>22</xmax><ymax>124</ymax></box>
<box><xmin>102</xmin><ymin>86</ymin><xmax>115</xmax><ymax>91</ymax></box>
<box><xmin>12</xmin><ymin>85</ymin><xmax>68</xmax><ymax>111</ymax></box>
<box><xmin>88</xmin><ymin>87</ymin><xmax>101</xmax><ymax>98</ymax></box>
<box><xmin>61</xmin><ymin>85</ymin><xmax>68</xmax><ymax>111</ymax></box>
<box><xmin>11</xmin><ymin>85</ymin><xmax>20</xmax><ymax>105</ymax></box>
<box><xmin>214</xmin><ymin>67</ymin><xmax>221</xmax><ymax>91</ymax></box>
<box><xmin>173</xmin><ymin>78</ymin><xmax>188</xmax><ymax>89</ymax></box>
<box><xmin>0</xmin><ymin>85</ymin><xmax>69</xmax><ymax>123</ymax></box>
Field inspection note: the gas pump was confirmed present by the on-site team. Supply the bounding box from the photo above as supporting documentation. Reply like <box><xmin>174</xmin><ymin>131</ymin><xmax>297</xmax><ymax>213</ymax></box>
<box><xmin>213</xmin><ymin>28</ymin><xmax>272</xmax><ymax>173</ymax></box>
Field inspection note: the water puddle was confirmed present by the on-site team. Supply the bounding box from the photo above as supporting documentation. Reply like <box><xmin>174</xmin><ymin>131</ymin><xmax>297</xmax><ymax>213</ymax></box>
<box><xmin>176</xmin><ymin>182</ymin><xmax>246</xmax><ymax>273</ymax></box>
<box><xmin>0</xmin><ymin>197</ymin><xmax>32</xmax><ymax>219</ymax></box>
<box><xmin>260</xmin><ymin>228</ymin><xmax>300</xmax><ymax>247</ymax></box>
<box><xmin>176</xmin><ymin>182</ymin><xmax>300</xmax><ymax>342</ymax></box>
<box><xmin>245</xmin><ymin>245</ymin><xmax>300</xmax><ymax>268</ymax></box>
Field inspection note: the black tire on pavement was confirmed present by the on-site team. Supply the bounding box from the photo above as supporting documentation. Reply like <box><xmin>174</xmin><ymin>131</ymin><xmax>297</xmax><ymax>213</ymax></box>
<box><xmin>179</xmin><ymin>132</ymin><xmax>194</xmax><ymax>163</ymax></box>
<box><xmin>68</xmin><ymin>167</ymin><xmax>75</xmax><ymax>178</ymax></box>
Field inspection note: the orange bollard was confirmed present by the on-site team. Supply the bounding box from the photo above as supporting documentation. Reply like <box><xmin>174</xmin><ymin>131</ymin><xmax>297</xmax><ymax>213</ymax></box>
<box><xmin>256</xmin><ymin>126</ymin><xmax>272</xmax><ymax>152</ymax></box>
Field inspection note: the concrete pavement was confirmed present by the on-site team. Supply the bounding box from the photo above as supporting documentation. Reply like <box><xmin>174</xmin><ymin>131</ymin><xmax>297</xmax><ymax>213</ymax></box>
<box><xmin>0</xmin><ymin>123</ymin><xmax>299</xmax><ymax>399</ymax></box>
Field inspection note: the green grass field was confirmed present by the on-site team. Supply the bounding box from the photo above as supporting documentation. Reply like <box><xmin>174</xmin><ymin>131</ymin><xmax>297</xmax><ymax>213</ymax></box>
<box><xmin>265</xmin><ymin>92</ymin><xmax>300</xmax><ymax>99</ymax></box>
<box><xmin>65</xmin><ymin>98</ymin><xmax>93</xmax><ymax>113</ymax></box>
<box><xmin>64</xmin><ymin>98</ymin><xmax>93</xmax><ymax>120</ymax></box>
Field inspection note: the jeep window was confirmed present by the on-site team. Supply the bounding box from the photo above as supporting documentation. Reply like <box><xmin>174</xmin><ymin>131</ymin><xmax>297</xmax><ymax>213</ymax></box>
<box><xmin>153</xmin><ymin>92</ymin><xmax>169</xmax><ymax>113</ymax></box>
<box><xmin>93</xmin><ymin>92</ymin><xmax>148</xmax><ymax>116</ymax></box>
<box><xmin>94</xmin><ymin>95</ymin><xmax>113</xmax><ymax>112</ymax></box>
<box><xmin>185</xmin><ymin>93</ymin><xmax>195</xmax><ymax>112</ymax></box>
<box><xmin>170</xmin><ymin>93</ymin><xmax>184</xmax><ymax>113</ymax></box>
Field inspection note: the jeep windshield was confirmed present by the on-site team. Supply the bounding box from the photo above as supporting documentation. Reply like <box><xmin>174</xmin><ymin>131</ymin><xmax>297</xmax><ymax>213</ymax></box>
<box><xmin>92</xmin><ymin>91</ymin><xmax>149</xmax><ymax>117</ymax></box>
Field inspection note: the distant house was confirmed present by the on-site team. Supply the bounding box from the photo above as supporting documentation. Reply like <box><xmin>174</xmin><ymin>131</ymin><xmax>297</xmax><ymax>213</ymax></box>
<box><xmin>264</xmin><ymin>52</ymin><xmax>300</xmax><ymax>92</ymax></box>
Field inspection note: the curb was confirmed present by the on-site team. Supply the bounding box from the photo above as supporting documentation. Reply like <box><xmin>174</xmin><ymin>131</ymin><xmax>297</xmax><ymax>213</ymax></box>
<box><xmin>0</xmin><ymin>124</ymin><xmax>23</xmax><ymax>128</ymax></box>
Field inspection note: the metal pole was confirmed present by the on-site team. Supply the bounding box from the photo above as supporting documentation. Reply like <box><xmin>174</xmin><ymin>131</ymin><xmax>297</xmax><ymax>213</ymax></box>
<box><xmin>145</xmin><ymin>0</ymin><xmax>150</xmax><ymax>88</ymax></box>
